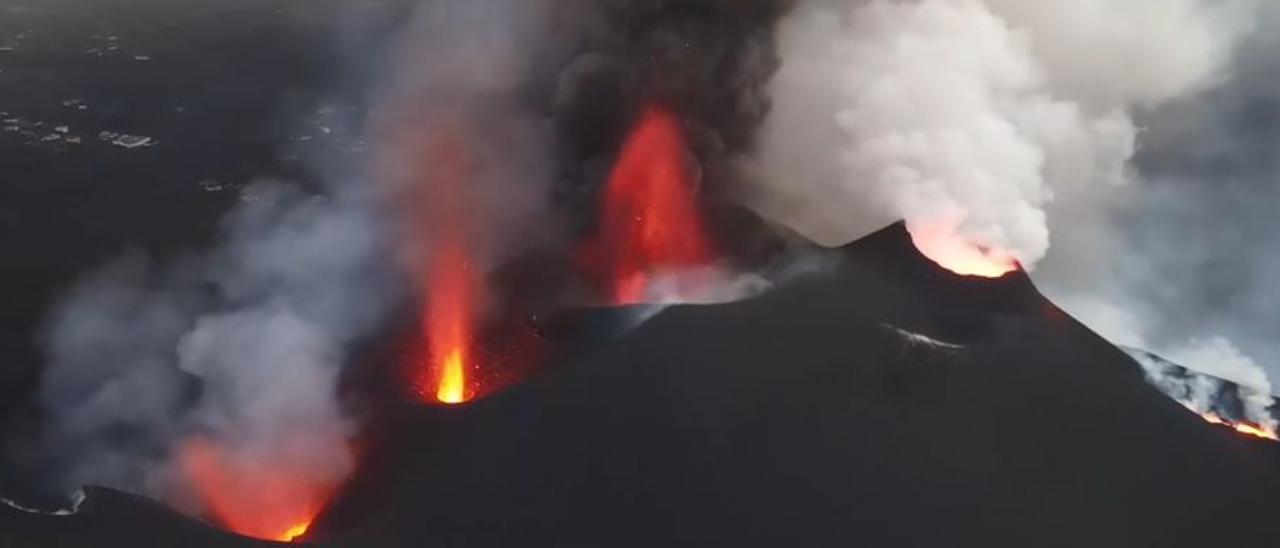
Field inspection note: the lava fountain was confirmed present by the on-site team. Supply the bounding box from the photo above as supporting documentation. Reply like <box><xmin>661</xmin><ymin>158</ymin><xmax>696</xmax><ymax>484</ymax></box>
<box><xmin>907</xmin><ymin>221</ymin><xmax>1019</xmax><ymax>278</ymax></box>
<box><xmin>404</xmin><ymin>134</ymin><xmax>483</xmax><ymax>405</ymax></box>
<box><xmin>423</xmin><ymin>240</ymin><xmax>476</xmax><ymax>405</ymax></box>
<box><xmin>178</xmin><ymin>438</ymin><xmax>337</xmax><ymax>542</ymax></box>
<box><xmin>581</xmin><ymin>106</ymin><xmax>715</xmax><ymax>304</ymax></box>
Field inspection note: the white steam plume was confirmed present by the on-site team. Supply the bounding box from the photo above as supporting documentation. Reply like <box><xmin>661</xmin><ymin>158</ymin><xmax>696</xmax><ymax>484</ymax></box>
<box><xmin>751</xmin><ymin>0</ymin><xmax>1249</xmax><ymax>273</ymax></box>
<box><xmin>748</xmin><ymin>0</ymin><xmax>1271</xmax><ymax>407</ymax></box>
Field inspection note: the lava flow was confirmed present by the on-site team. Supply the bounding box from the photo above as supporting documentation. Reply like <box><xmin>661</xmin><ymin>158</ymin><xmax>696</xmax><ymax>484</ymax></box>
<box><xmin>1197</xmin><ymin>411</ymin><xmax>1279</xmax><ymax>441</ymax></box>
<box><xmin>178</xmin><ymin>439</ymin><xmax>334</xmax><ymax>542</ymax></box>
<box><xmin>907</xmin><ymin>222</ymin><xmax>1019</xmax><ymax>278</ymax></box>
<box><xmin>581</xmin><ymin>106</ymin><xmax>715</xmax><ymax>304</ymax></box>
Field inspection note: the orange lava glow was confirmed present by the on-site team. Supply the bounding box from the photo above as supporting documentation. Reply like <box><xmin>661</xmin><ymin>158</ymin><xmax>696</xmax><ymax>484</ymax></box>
<box><xmin>907</xmin><ymin>222</ymin><xmax>1018</xmax><ymax>278</ymax></box>
<box><xmin>178</xmin><ymin>439</ymin><xmax>331</xmax><ymax>542</ymax></box>
<box><xmin>581</xmin><ymin>106</ymin><xmax>714</xmax><ymax>304</ymax></box>
<box><xmin>1197</xmin><ymin>411</ymin><xmax>1279</xmax><ymax>441</ymax></box>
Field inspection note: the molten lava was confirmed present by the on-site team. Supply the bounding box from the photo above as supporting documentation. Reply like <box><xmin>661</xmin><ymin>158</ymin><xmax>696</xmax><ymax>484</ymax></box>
<box><xmin>907</xmin><ymin>222</ymin><xmax>1018</xmax><ymax>278</ymax></box>
<box><xmin>178</xmin><ymin>439</ymin><xmax>334</xmax><ymax>542</ymax></box>
<box><xmin>436</xmin><ymin>349</ymin><xmax>468</xmax><ymax>404</ymax></box>
<box><xmin>582</xmin><ymin>106</ymin><xmax>715</xmax><ymax>304</ymax></box>
<box><xmin>1197</xmin><ymin>411</ymin><xmax>1279</xmax><ymax>441</ymax></box>
<box><xmin>282</xmin><ymin>523</ymin><xmax>311</xmax><ymax>543</ymax></box>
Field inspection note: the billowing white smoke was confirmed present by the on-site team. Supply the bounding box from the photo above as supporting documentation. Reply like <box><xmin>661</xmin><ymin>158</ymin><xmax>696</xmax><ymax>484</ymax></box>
<box><xmin>756</xmin><ymin>0</ymin><xmax>1069</xmax><ymax>269</ymax></box>
<box><xmin>752</xmin><ymin>0</ymin><xmax>1249</xmax><ymax>272</ymax></box>
<box><xmin>749</xmin><ymin>0</ymin><xmax>1272</xmax><ymax>405</ymax></box>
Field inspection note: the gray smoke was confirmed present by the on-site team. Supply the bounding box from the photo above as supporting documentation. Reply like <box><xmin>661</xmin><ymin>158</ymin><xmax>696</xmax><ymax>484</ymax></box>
<box><xmin>15</xmin><ymin>181</ymin><xmax>397</xmax><ymax>515</ymax></box>
<box><xmin>367</xmin><ymin>0</ymin><xmax>558</xmax><ymax>318</ymax></box>
<box><xmin>1080</xmin><ymin>3</ymin><xmax>1280</xmax><ymax>387</ymax></box>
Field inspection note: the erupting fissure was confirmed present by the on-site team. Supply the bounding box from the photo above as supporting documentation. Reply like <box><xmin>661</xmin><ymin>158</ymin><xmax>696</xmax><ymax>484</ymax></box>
<box><xmin>581</xmin><ymin>106</ymin><xmax>715</xmax><ymax>304</ymax></box>
<box><xmin>1191</xmin><ymin>407</ymin><xmax>1279</xmax><ymax>442</ymax></box>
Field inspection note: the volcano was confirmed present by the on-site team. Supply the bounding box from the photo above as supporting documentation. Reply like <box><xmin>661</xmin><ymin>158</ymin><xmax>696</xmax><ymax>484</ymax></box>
<box><xmin>5</xmin><ymin>223</ymin><xmax>1280</xmax><ymax>547</ymax></box>
<box><xmin>311</xmin><ymin>222</ymin><xmax>1280</xmax><ymax>547</ymax></box>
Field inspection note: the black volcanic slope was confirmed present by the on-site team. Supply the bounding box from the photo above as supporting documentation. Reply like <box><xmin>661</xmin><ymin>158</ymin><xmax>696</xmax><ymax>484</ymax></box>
<box><xmin>308</xmin><ymin>223</ymin><xmax>1280</xmax><ymax>548</ymax></box>
<box><xmin>5</xmin><ymin>223</ymin><xmax>1280</xmax><ymax>547</ymax></box>
<box><xmin>0</xmin><ymin>487</ymin><xmax>280</xmax><ymax>547</ymax></box>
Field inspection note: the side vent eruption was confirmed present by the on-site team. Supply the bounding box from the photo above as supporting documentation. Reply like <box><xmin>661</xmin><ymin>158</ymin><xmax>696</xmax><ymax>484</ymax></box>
<box><xmin>582</xmin><ymin>106</ymin><xmax>715</xmax><ymax>304</ymax></box>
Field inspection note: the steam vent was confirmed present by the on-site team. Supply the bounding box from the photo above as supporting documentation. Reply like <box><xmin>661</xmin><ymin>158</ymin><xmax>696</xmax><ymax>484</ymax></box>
<box><xmin>3</xmin><ymin>224</ymin><xmax>1277</xmax><ymax>547</ymax></box>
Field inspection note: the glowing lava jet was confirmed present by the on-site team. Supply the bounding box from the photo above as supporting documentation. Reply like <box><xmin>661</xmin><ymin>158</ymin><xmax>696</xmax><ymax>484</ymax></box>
<box><xmin>907</xmin><ymin>222</ymin><xmax>1019</xmax><ymax>278</ymax></box>
<box><xmin>581</xmin><ymin>106</ymin><xmax>715</xmax><ymax>304</ymax></box>
<box><xmin>404</xmin><ymin>135</ymin><xmax>483</xmax><ymax>406</ymax></box>
<box><xmin>178</xmin><ymin>439</ymin><xmax>333</xmax><ymax>542</ymax></box>
<box><xmin>423</xmin><ymin>241</ymin><xmax>477</xmax><ymax>405</ymax></box>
